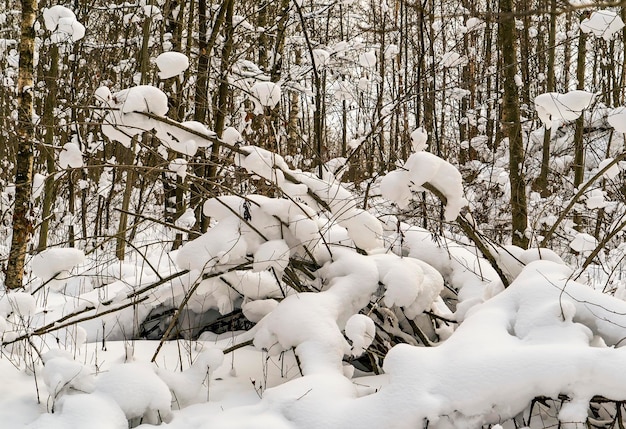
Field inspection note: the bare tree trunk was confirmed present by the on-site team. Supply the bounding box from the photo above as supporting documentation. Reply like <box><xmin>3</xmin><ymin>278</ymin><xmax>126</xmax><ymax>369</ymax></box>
<box><xmin>37</xmin><ymin>43</ymin><xmax>59</xmax><ymax>252</ymax></box>
<box><xmin>499</xmin><ymin>0</ymin><xmax>528</xmax><ymax>248</ymax></box>
<box><xmin>203</xmin><ymin>0</ymin><xmax>235</xmax><ymax>230</ymax></box>
<box><xmin>6</xmin><ymin>0</ymin><xmax>37</xmax><ymax>289</ymax></box>
<box><xmin>535</xmin><ymin>0</ymin><xmax>556</xmax><ymax>196</ymax></box>
<box><xmin>572</xmin><ymin>17</ymin><xmax>587</xmax><ymax>231</ymax></box>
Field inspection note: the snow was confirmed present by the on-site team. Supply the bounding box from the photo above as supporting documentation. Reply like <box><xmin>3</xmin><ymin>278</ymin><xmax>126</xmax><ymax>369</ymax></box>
<box><xmin>441</xmin><ymin>51</ymin><xmax>467</xmax><ymax>68</ymax></box>
<box><xmin>250</xmin><ymin>82</ymin><xmax>281</xmax><ymax>113</ymax></box>
<box><xmin>344</xmin><ymin>314</ymin><xmax>375</xmax><ymax>356</ymax></box>
<box><xmin>7</xmin><ymin>7</ymin><xmax>626</xmax><ymax>429</ymax></box>
<box><xmin>570</xmin><ymin>233</ymin><xmax>598</xmax><ymax>255</ymax></box>
<box><xmin>42</xmin><ymin>351</ymin><xmax>94</xmax><ymax>399</ymax></box>
<box><xmin>169</xmin><ymin>158</ymin><xmax>188</xmax><ymax>179</ymax></box>
<box><xmin>155</xmin><ymin>52</ymin><xmax>189</xmax><ymax>79</ymax></box>
<box><xmin>58</xmin><ymin>142</ymin><xmax>83</xmax><ymax>169</ymax></box>
<box><xmin>410</xmin><ymin>127</ymin><xmax>428</xmax><ymax>152</ymax></box>
<box><xmin>31</xmin><ymin>247</ymin><xmax>85</xmax><ymax>284</ymax></box>
<box><xmin>26</xmin><ymin>393</ymin><xmax>127</xmax><ymax>429</ymax></box>
<box><xmin>253</xmin><ymin>240</ymin><xmax>291</xmax><ymax>274</ymax></box>
<box><xmin>32</xmin><ymin>173</ymin><xmax>45</xmax><ymax>200</ymax></box>
<box><xmin>222</xmin><ymin>126</ymin><xmax>242</xmax><ymax>145</ymax></box>
<box><xmin>95</xmin><ymin>362</ymin><xmax>172</xmax><ymax>422</ymax></box>
<box><xmin>97</xmin><ymin>85</ymin><xmax>169</xmax><ymax>147</ymax></box>
<box><xmin>0</xmin><ymin>292</ymin><xmax>36</xmax><ymax>318</ymax></box>
<box><xmin>156</xmin><ymin>120</ymin><xmax>215</xmax><ymax>155</ymax></box>
<box><xmin>359</xmin><ymin>50</ymin><xmax>376</xmax><ymax>68</ymax></box>
<box><xmin>311</xmin><ymin>49</ymin><xmax>330</xmax><ymax>68</ymax></box>
<box><xmin>465</xmin><ymin>17</ymin><xmax>484</xmax><ymax>31</ymax></box>
<box><xmin>43</xmin><ymin>6</ymin><xmax>85</xmax><ymax>43</ymax></box>
<box><xmin>608</xmin><ymin>107</ymin><xmax>626</xmax><ymax>133</ymax></box>
<box><xmin>534</xmin><ymin>90</ymin><xmax>597</xmax><ymax>129</ymax></box>
<box><xmin>580</xmin><ymin>10</ymin><xmax>625</xmax><ymax>40</ymax></box>
<box><xmin>384</xmin><ymin>44</ymin><xmax>399</xmax><ymax>59</ymax></box>
<box><xmin>156</xmin><ymin>346</ymin><xmax>224</xmax><ymax>407</ymax></box>
<box><xmin>598</xmin><ymin>157</ymin><xmax>620</xmax><ymax>180</ymax></box>
<box><xmin>380</xmin><ymin>151</ymin><xmax>467</xmax><ymax>221</ymax></box>
<box><xmin>584</xmin><ymin>188</ymin><xmax>607</xmax><ymax>209</ymax></box>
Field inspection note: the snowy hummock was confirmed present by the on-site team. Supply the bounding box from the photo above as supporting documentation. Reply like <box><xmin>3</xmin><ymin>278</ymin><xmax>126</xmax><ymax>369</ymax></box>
<box><xmin>155</xmin><ymin>52</ymin><xmax>189</xmax><ymax>79</ymax></box>
<box><xmin>534</xmin><ymin>90</ymin><xmax>596</xmax><ymax>129</ymax></box>
<box><xmin>359</xmin><ymin>50</ymin><xmax>376</xmax><ymax>68</ymax></box>
<box><xmin>311</xmin><ymin>48</ymin><xmax>331</xmax><ymax>68</ymax></box>
<box><xmin>233</xmin><ymin>146</ymin><xmax>384</xmax><ymax>252</ymax></box>
<box><xmin>598</xmin><ymin>157</ymin><xmax>620</xmax><ymax>180</ymax></box>
<box><xmin>95</xmin><ymin>362</ymin><xmax>172</xmax><ymax>423</ymax></box>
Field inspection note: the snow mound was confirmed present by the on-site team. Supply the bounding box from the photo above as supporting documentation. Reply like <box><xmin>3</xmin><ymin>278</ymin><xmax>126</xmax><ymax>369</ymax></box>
<box><xmin>95</xmin><ymin>362</ymin><xmax>172</xmax><ymax>423</ymax></box>
<box><xmin>608</xmin><ymin>107</ymin><xmax>626</xmax><ymax>133</ymax></box>
<box><xmin>42</xmin><ymin>351</ymin><xmax>94</xmax><ymax>399</ymax></box>
<box><xmin>155</xmin><ymin>52</ymin><xmax>189</xmax><ymax>79</ymax></box>
<box><xmin>31</xmin><ymin>248</ymin><xmax>85</xmax><ymax>284</ymax></box>
<box><xmin>569</xmin><ymin>232</ymin><xmax>598</xmax><ymax>255</ymax></box>
<box><xmin>441</xmin><ymin>51</ymin><xmax>467</xmax><ymax>67</ymax></box>
<box><xmin>534</xmin><ymin>90</ymin><xmax>596</xmax><ymax>129</ymax></box>
<box><xmin>253</xmin><ymin>240</ymin><xmax>291</xmax><ymax>274</ymax></box>
<box><xmin>410</xmin><ymin>127</ymin><xmax>428</xmax><ymax>152</ymax></box>
<box><xmin>26</xmin><ymin>393</ymin><xmax>127</xmax><ymax>429</ymax></box>
<box><xmin>58</xmin><ymin>142</ymin><xmax>83</xmax><ymax>169</ymax></box>
<box><xmin>251</xmin><ymin>82</ymin><xmax>281</xmax><ymax>113</ymax></box>
<box><xmin>359</xmin><ymin>50</ymin><xmax>376</xmax><ymax>68</ymax></box>
<box><xmin>0</xmin><ymin>292</ymin><xmax>36</xmax><ymax>318</ymax></box>
<box><xmin>580</xmin><ymin>10</ymin><xmax>625</xmax><ymax>40</ymax></box>
<box><xmin>345</xmin><ymin>314</ymin><xmax>375</xmax><ymax>356</ymax></box>
<box><xmin>156</xmin><ymin>347</ymin><xmax>224</xmax><ymax>407</ymax></box>
<box><xmin>43</xmin><ymin>5</ymin><xmax>85</xmax><ymax>42</ymax></box>
<box><xmin>97</xmin><ymin>85</ymin><xmax>168</xmax><ymax>147</ymax></box>
<box><xmin>380</xmin><ymin>151</ymin><xmax>467</xmax><ymax>221</ymax></box>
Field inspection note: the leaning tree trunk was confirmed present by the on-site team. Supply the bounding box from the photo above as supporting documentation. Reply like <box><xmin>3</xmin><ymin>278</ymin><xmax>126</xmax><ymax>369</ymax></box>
<box><xmin>6</xmin><ymin>0</ymin><xmax>37</xmax><ymax>289</ymax></box>
<box><xmin>499</xmin><ymin>0</ymin><xmax>528</xmax><ymax>248</ymax></box>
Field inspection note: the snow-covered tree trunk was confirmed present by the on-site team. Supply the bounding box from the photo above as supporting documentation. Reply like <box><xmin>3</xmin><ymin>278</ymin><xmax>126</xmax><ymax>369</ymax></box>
<box><xmin>6</xmin><ymin>0</ymin><xmax>37</xmax><ymax>289</ymax></box>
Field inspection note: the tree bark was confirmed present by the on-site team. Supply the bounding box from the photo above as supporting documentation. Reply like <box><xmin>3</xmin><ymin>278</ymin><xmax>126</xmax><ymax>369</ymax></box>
<box><xmin>499</xmin><ymin>0</ymin><xmax>529</xmax><ymax>248</ymax></box>
<box><xmin>37</xmin><ymin>43</ymin><xmax>59</xmax><ymax>252</ymax></box>
<box><xmin>6</xmin><ymin>0</ymin><xmax>37</xmax><ymax>289</ymax></box>
<box><xmin>535</xmin><ymin>0</ymin><xmax>556</xmax><ymax>197</ymax></box>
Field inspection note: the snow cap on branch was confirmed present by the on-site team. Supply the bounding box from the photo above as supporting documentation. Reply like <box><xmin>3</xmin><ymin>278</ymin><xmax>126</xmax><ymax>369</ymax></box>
<box><xmin>155</xmin><ymin>52</ymin><xmax>189</xmax><ymax>79</ymax></box>
<box><xmin>380</xmin><ymin>151</ymin><xmax>467</xmax><ymax>221</ymax></box>
<box><xmin>579</xmin><ymin>10</ymin><xmax>625</xmax><ymax>40</ymax></box>
<box><xmin>43</xmin><ymin>6</ymin><xmax>85</xmax><ymax>43</ymax></box>
<box><xmin>534</xmin><ymin>90</ymin><xmax>597</xmax><ymax>129</ymax></box>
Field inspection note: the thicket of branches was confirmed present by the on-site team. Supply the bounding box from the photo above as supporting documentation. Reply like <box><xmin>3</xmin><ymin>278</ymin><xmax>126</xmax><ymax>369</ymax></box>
<box><xmin>1</xmin><ymin>0</ymin><xmax>626</xmax><ymax>427</ymax></box>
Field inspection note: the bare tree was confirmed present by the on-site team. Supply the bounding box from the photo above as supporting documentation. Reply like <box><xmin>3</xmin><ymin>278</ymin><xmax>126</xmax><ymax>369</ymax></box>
<box><xmin>6</xmin><ymin>0</ymin><xmax>37</xmax><ymax>289</ymax></box>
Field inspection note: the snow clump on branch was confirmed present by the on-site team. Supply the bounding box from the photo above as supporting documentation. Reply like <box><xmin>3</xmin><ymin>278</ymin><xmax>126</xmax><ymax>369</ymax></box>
<box><xmin>380</xmin><ymin>151</ymin><xmax>467</xmax><ymax>221</ymax></box>
<box><xmin>579</xmin><ymin>10</ymin><xmax>625</xmax><ymax>41</ymax></box>
<box><xmin>534</xmin><ymin>90</ymin><xmax>596</xmax><ymax>129</ymax></box>
<box><xmin>43</xmin><ymin>6</ymin><xmax>85</xmax><ymax>43</ymax></box>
